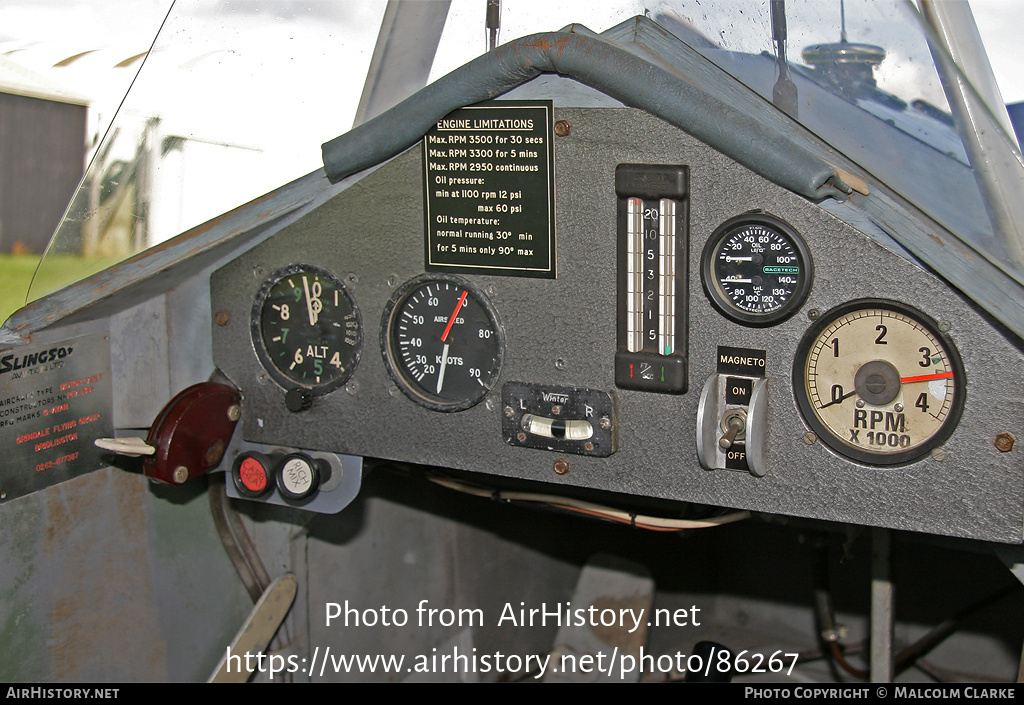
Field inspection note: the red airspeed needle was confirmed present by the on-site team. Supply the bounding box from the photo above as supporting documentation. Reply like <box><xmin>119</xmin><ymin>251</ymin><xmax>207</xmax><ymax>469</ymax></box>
<box><xmin>441</xmin><ymin>290</ymin><xmax>468</xmax><ymax>342</ymax></box>
<box><xmin>900</xmin><ymin>371</ymin><xmax>954</xmax><ymax>384</ymax></box>
<box><xmin>435</xmin><ymin>290</ymin><xmax>467</xmax><ymax>395</ymax></box>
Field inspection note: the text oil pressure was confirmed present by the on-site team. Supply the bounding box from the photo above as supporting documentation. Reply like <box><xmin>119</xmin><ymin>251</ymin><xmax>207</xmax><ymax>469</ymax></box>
<box><xmin>793</xmin><ymin>300</ymin><xmax>965</xmax><ymax>465</ymax></box>
<box><xmin>701</xmin><ymin>213</ymin><xmax>812</xmax><ymax>326</ymax></box>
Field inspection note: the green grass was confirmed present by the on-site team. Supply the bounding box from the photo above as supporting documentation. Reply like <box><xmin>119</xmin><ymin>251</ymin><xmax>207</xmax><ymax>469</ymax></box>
<box><xmin>0</xmin><ymin>255</ymin><xmax>42</xmax><ymax>325</ymax></box>
<box><xmin>0</xmin><ymin>253</ymin><xmax>132</xmax><ymax>326</ymax></box>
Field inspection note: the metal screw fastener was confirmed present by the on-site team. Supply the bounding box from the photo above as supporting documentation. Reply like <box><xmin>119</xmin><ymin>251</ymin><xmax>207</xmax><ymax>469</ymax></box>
<box><xmin>215</xmin><ymin>311</ymin><xmax>231</xmax><ymax>326</ymax></box>
<box><xmin>485</xmin><ymin>398</ymin><xmax>495</xmax><ymax>412</ymax></box>
<box><xmin>551</xmin><ymin>405</ymin><xmax>561</xmax><ymax>415</ymax></box>
<box><xmin>173</xmin><ymin>465</ymin><xmax>190</xmax><ymax>484</ymax></box>
<box><xmin>994</xmin><ymin>433</ymin><xmax>1015</xmax><ymax>453</ymax></box>
<box><xmin>599</xmin><ymin>415</ymin><xmax>612</xmax><ymax>430</ymax></box>
<box><xmin>345</xmin><ymin>380</ymin><xmax>359</xmax><ymax>396</ymax></box>
<box><xmin>808</xmin><ymin>309</ymin><xmax>821</xmax><ymax>320</ymax></box>
<box><xmin>253</xmin><ymin>265</ymin><xmax>264</xmax><ymax>278</ymax></box>
<box><xmin>939</xmin><ymin>320</ymin><xmax>952</xmax><ymax>333</ymax></box>
<box><xmin>387</xmin><ymin>275</ymin><xmax>397</xmax><ymax>287</ymax></box>
<box><xmin>504</xmin><ymin>406</ymin><xmax>515</xmax><ymax>419</ymax></box>
<box><xmin>486</xmin><ymin>285</ymin><xmax>497</xmax><ymax>297</ymax></box>
<box><xmin>584</xmin><ymin>442</ymin><xmax>594</xmax><ymax>451</ymax></box>
<box><xmin>346</xmin><ymin>273</ymin><xmax>359</xmax><ymax>285</ymax></box>
<box><xmin>553</xmin><ymin>458</ymin><xmax>570</xmax><ymax>474</ymax></box>
<box><xmin>931</xmin><ymin>448</ymin><xmax>947</xmax><ymax>461</ymax></box>
<box><xmin>554</xmin><ymin>120</ymin><xmax>571</xmax><ymax>137</ymax></box>
<box><xmin>517</xmin><ymin>432</ymin><xmax>527</xmax><ymax>442</ymax></box>
<box><xmin>856</xmin><ymin>399</ymin><xmax>865</xmax><ymax>408</ymax></box>
<box><xmin>894</xmin><ymin>403</ymin><xmax>904</xmax><ymax>413</ymax></box>
<box><xmin>555</xmin><ymin>358</ymin><xmax>566</xmax><ymax>370</ymax></box>
<box><xmin>803</xmin><ymin>432</ymin><xmax>817</xmax><ymax>445</ymax></box>
<box><xmin>227</xmin><ymin>405</ymin><xmax>241</xmax><ymax>422</ymax></box>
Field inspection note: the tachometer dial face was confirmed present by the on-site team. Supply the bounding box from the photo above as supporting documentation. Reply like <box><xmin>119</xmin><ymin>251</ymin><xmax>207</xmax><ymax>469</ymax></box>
<box><xmin>793</xmin><ymin>300</ymin><xmax>965</xmax><ymax>466</ymax></box>
<box><xmin>252</xmin><ymin>265</ymin><xmax>361</xmax><ymax>394</ymax></box>
<box><xmin>701</xmin><ymin>213</ymin><xmax>813</xmax><ymax>326</ymax></box>
<box><xmin>381</xmin><ymin>275</ymin><xmax>503</xmax><ymax>412</ymax></box>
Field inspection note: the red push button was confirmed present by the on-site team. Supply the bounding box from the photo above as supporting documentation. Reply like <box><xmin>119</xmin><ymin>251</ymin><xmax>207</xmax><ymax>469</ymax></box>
<box><xmin>232</xmin><ymin>452</ymin><xmax>272</xmax><ymax>498</ymax></box>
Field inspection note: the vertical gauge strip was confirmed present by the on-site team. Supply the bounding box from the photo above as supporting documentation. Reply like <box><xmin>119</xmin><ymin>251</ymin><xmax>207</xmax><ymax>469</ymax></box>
<box><xmin>659</xmin><ymin>197</ymin><xmax>676</xmax><ymax>356</ymax></box>
<box><xmin>614</xmin><ymin>164</ymin><xmax>689</xmax><ymax>394</ymax></box>
<box><xmin>627</xmin><ymin>197</ymin><xmax>644</xmax><ymax>353</ymax></box>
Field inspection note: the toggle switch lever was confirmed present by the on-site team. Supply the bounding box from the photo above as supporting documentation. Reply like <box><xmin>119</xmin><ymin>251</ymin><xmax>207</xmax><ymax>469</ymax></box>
<box><xmin>719</xmin><ymin>410</ymin><xmax>747</xmax><ymax>449</ymax></box>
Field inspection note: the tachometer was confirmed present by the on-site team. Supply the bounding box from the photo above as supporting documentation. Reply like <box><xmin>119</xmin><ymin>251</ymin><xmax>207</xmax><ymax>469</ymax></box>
<box><xmin>701</xmin><ymin>212</ymin><xmax>812</xmax><ymax>326</ymax></box>
<box><xmin>381</xmin><ymin>275</ymin><xmax>503</xmax><ymax>412</ymax></box>
<box><xmin>793</xmin><ymin>300</ymin><xmax>965</xmax><ymax>465</ymax></box>
<box><xmin>252</xmin><ymin>264</ymin><xmax>361</xmax><ymax>394</ymax></box>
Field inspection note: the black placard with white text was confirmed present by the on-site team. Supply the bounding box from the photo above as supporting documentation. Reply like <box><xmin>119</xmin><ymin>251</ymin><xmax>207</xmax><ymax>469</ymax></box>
<box><xmin>423</xmin><ymin>101</ymin><xmax>555</xmax><ymax>278</ymax></box>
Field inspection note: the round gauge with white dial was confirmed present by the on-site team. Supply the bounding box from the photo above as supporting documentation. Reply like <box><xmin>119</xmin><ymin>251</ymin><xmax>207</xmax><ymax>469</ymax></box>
<box><xmin>381</xmin><ymin>275</ymin><xmax>503</xmax><ymax>412</ymax></box>
<box><xmin>793</xmin><ymin>300</ymin><xmax>965</xmax><ymax>465</ymax></box>
<box><xmin>701</xmin><ymin>213</ymin><xmax>813</xmax><ymax>326</ymax></box>
<box><xmin>252</xmin><ymin>264</ymin><xmax>361</xmax><ymax>395</ymax></box>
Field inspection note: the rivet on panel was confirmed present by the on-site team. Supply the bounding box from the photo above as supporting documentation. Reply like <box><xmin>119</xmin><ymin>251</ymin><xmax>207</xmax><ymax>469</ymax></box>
<box><xmin>994</xmin><ymin>433</ymin><xmax>1015</xmax><ymax>453</ymax></box>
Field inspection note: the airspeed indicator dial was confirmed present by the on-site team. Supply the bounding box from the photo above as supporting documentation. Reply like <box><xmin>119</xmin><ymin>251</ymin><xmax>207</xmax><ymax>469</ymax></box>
<box><xmin>793</xmin><ymin>300</ymin><xmax>965</xmax><ymax>466</ymax></box>
<box><xmin>702</xmin><ymin>213</ymin><xmax>812</xmax><ymax>326</ymax></box>
<box><xmin>381</xmin><ymin>275</ymin><xmax>503</xmax><ymax>412</ymax></box>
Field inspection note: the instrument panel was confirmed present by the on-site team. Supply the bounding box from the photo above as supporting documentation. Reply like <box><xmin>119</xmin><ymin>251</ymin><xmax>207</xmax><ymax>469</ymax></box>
<box><xmin>211</xmin><ymin>107</ymin><xmax>1024</xmax><ymax>543</ymax></box>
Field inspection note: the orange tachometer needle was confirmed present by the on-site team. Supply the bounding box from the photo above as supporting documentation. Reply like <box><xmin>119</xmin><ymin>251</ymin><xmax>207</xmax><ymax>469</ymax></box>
<box><xmin>900</xmin><ymin>371</ymin><xmax>954</xmax><ymax>383</ymax></box>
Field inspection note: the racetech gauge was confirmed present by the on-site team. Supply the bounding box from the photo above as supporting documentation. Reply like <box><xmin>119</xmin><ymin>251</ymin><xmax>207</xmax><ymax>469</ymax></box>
<box><xmin>701</xmin><ymin>212</ymin><xmax>812</xmax><ymax>326</ymax></box>
<box><xmin>793</xmin><ymin>300</ymin><xmax>965</xmax><ymax>466</ymax></box>
<box><xmin>252</xmin><ymin>264</ymin><xmax>361</xmax><ymax>395</ymax></box>
<box><xmin>381</xmin><ymin>275</ymin><xmax>503</xmax><ymax>412</ymax></box>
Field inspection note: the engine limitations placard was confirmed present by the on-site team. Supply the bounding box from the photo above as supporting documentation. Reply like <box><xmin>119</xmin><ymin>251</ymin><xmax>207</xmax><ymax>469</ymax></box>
<box><xmin>0</xmin><ymin>332</ymin><xmax>113</xmax><ymax>501</ymax></box>
<box><xmin>423</xmin><ymin>101</ymin><xmax>555</xmax><ymax>278</ymax></box>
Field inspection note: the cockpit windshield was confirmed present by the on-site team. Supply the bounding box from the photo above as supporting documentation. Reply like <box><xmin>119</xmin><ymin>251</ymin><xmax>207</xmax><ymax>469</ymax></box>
<box><xmin>26</xmin><ymin>0</ymin><xmax>1024</xmax><ymax>320</ymax></box>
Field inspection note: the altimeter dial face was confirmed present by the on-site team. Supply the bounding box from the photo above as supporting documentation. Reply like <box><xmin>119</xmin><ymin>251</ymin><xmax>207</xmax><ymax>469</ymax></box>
<box><xmin>252</xmin><ymin>265</ymin><xmax>361</xmax><ymax>394</ymax></box>
<box><xmin>793</xmin><ymin>300</ymin><xmax>965</xmax><ymax>466</ymax></box>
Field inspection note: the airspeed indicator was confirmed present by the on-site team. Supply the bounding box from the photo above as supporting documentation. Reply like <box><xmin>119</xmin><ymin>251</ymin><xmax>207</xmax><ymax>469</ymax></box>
<box><xmin>381</xmin><ymin>275</ymin><xmax>503</xmax><ymax>412</ymax></box>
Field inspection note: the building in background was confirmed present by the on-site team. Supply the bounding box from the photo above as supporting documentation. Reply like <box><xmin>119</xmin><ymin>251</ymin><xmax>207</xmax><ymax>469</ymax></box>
<box><xmin>0</xmin><ymin>55</ymin><xmax>87</xmax><ymax>254</ymax></box>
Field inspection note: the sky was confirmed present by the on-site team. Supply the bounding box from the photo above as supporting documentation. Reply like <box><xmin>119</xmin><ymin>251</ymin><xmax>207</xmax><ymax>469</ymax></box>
<box><xmin>1</xmin><ymin>0</ymin><xmax>1022</xmax><ymax>247</ymax></box>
